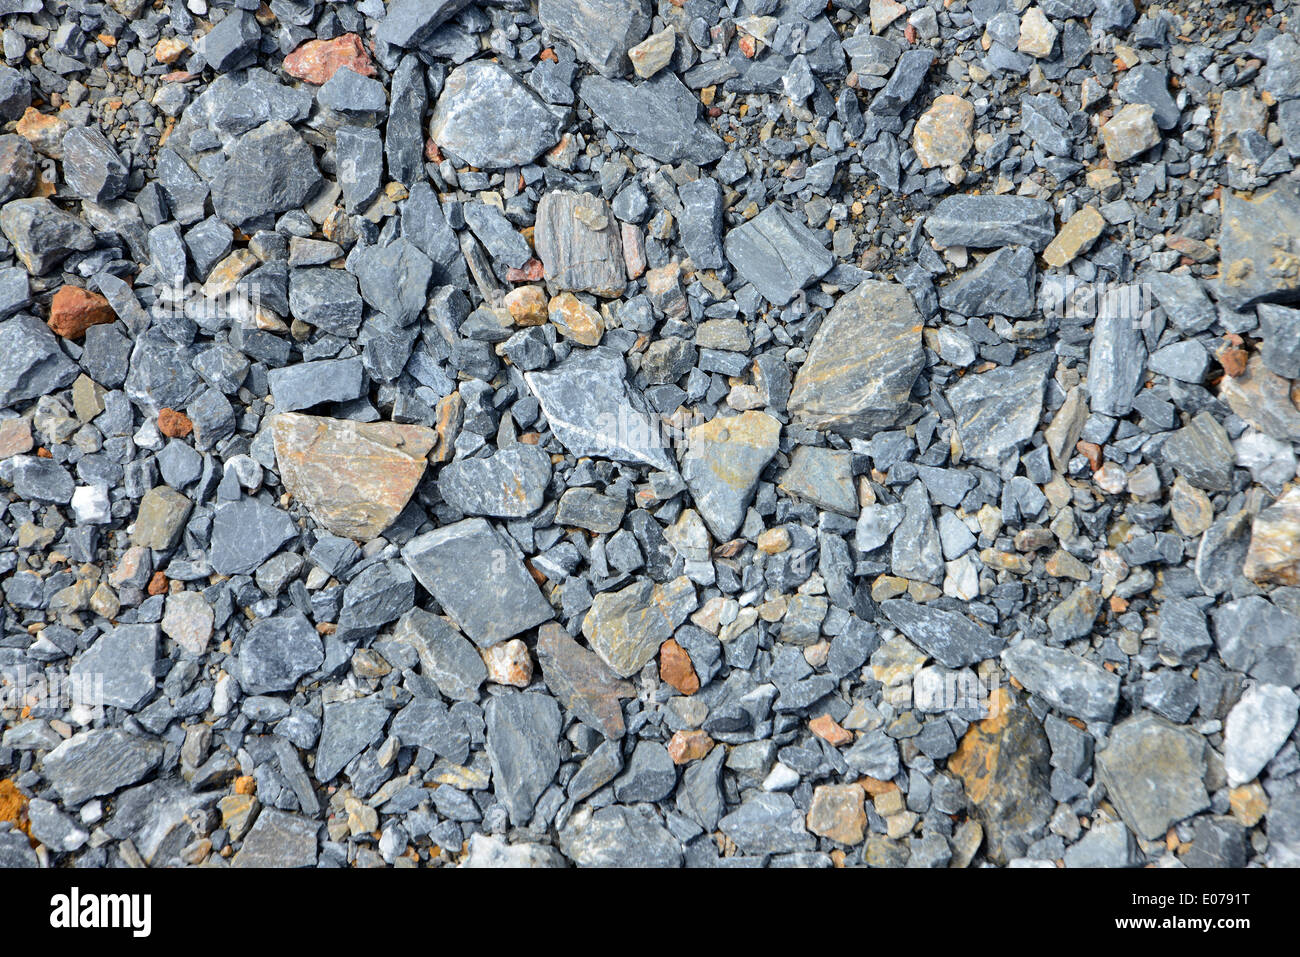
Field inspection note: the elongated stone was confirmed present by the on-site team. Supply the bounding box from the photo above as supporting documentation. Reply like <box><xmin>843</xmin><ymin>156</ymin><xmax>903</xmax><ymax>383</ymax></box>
<box><xmin>1001</xmin><ymin>639</ymin><xmax>1120</xmax><ymax>723</ymax></box>
<box><xmin>536</xmin><ymin>622</ymin><xmax>634</xmax><ymax>739</ymax></box>
<box><xmin>880</xmin><ymin>599</ymin><xmax>1003</xmax><ymax>667</ymax></box>
<box><xmin>272</xmin><ymin>413</ymin><xmax>436</xmax><ymax>540</ymax></box>
<box><xmin>923</xmin><ymin>194</ymin><xmax>1054</xmax><ymax>250</ymax></box>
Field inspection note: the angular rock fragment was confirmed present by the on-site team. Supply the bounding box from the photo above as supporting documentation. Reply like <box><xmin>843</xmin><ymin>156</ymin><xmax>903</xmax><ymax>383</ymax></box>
<box><xmin>237</xmin><ymin>610</ymin><xmax>323</xmax><ymax>695</ymax></box>
<box><xmin>788</xmin><ymin>280</ymin><xmax>923</xmax><ymax>435</ymax></box>
<box><xmin>273</xmin><ymin>413</ymin><xmax>435</xmax><ymax>540</ymax></box>
<box><xmin>947</xmin><ymin>352</ymin><xmax>1051</xmax><ymax>468</ymax></box>
<box><xmin>430</xmin><ymin>61</ymin><xmax>564</xmax><ymax>169</ymax></box>
<box><xmin>438</xmin><ymin>444</ymin><xmax>551</xmax><ymax>518</ymax></box>
<box><xmin>536</xmin><ymin>622</ymin><xmax>634</xmax><ymax>739</ymax></box>
<box><xmin>582</xmin><ymin>576</ymin><xmax>695</xmax><ymax>677</ymax></box>
<box><xmin>923</xmin><ymin>194</ymin><xmax>1054</xmax><ymax>250</ymax></box>
<box><xmin>43</xmin><ymin>729</ymin><xmax>164</xmax><ymax>806</ymax></box>
<box><xmin>1243</xmin><ymin>486</ymin><xmax>1300</xmax><ymax>585</ymax></box>
<box><xmin>681</xmin><ymin>410</ymin><xmax>781</xmax><ymax>540</ymax></box>
<box><xmin>1218</xmin><ymin>183</ymin><xmax>1300</xmax><ymax>308</ymax></box>
<box><xmin>209</xmin><ymin>121</ymin><xmax>322</xmax><ymax>228</ymax></box>
<box><xmin>525</xmin><ymin>346</ymin><xmax>677</xmax><ymax>472</ymax></box>
<box><xmin>578</xmin><ymin>71</ymin><xmax>725</xmax><ymax>165</ymax></box>
<box><xmin>539</xmin><ymin>0</ymin><xmax>651</xmax><ymax>77</ymax></box>
<box><xmin>485</xmin><ymin>692</ymin><xmax>562</xmax><ymax>826</ymax></box>
<box><xmin>402</xmin><ymin>518</ymin><xmax>554</xmax><ymax>646</ymax></box>
<box><xmin>724</xmin><ymin>204</ymin><xmax>833</xmax><ymax>307</ymax></box>
<box><xmin>880</xmin><ymin>599</ymin><xmax>1003</xmax><ymax>667</ymax></box>
<box><xmin>1001</xmin><ymin>639</ymin><xmax>1119</xmax><ymax>723</ymax></box>
<box><xmin>938</xmin><ymin>245</ymin><xmax>1035</xmax><ymax>317</ymax></box>
<box><xmin>559</xmin><ymin>804</ymin><xmax>682</xmax><ymax>866</ymax></box>
<box><xmin>534</xmin><ymin>189</ymin><xmax>626</xmax><ymax>297</ymax></box>
<box><xmin>1096</xmin><ymin>713</ymin><xmax>1210</xmax><ymax>841</ymax></box>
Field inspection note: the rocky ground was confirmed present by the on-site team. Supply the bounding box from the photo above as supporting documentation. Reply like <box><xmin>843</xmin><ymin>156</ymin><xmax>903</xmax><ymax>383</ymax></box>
<box><xmin>0</xmin><ymin>0</ymin><xmax>1298</xmax><ymax>869</ymax></box>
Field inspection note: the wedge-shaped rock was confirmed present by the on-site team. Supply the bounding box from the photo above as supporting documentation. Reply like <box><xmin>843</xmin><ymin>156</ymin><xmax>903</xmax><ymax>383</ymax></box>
<box><xmin>947</xmin><ymin>351</ymin><xmax>1051</xmax><ymax>468</ymax></box>
<box><xmin>273</xmin><ymin>413</ymin><xmax>436</xmax><ymax>540</ymax></box>
<box><xmin>43</xmin><ymin>729</ymin><xmax>164</xmax><ymax>806</ymax></box>
<box><xmin>536</xmin><ymin>622</ymin><xmax>634</xmax><ymax>739</ymax></box>
<box><xmin>880</xmin><ymin>599</ymin><xmax>1003</xmax><ymax>667</ymax></box>
<box><xmin>578</xmin><ymin>71</ymin><xmax>725</xmax><ymax>165</ymax></box>
<box><xmin>485</xmin><ymin>692</ymin><xmax>562</xmax><ymax>826</ymax></box>
<box><xmin>1001</xmin><ymin>638</ymin><xmax>1120</xmax><ymax>723</ymax></box>
<box><xmin>788</xmin><ymin>280</ymin><xmax>924</xmax><ymax>436</ymax></box>
<box><xmin>682</xmin><ymin>410</ymin><xmax>781</xmax><ymax>540</ymax></box>
<box><xmin>401</xmin><ymin>517</ymin><xmax>554</xmax><ymax>647</ymax></box>
<box><xmin>582</xmin><ymin>576</ymin><xmax>696</xmax><ymax>677</ymax></box>
<box><xmin>525</xmin><ymin>346</ymin><xmax>677</xmax><ymax>472</ymax></box>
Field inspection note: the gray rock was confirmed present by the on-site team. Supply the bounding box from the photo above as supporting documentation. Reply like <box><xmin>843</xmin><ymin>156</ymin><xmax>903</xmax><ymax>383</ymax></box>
<box><xmin>676</xmin><ymin>743</ymin><xmax>726</xmax><ymax>830</ymax></box>
<box><xmin>534</xmin><ymin>189</ymin><xmax>626</xmax><ymax>297</ymax></box>
<box><xmin>778</xmin><ymin>446</ymin><xmax>857</xmax><ymax>517</ymax></box>
<box><xmin>401</xmin><ymin>517</ymin><xmax>554</xmax><ymax>646</ymax></box>
<box><xmin>578</xmin><ymin>71</ymin><xmax>725</xmax><ymax>165</ymax></box>
<box><xmin>317</xmin><ymin>67</ymin><xmax>387</xmax><ymax>119</ymax></box>
<box><xmin>0</xmin><ymin>197</ymin><xmax>95</xmax><ymax>274</ymax></box>
<box><xmin>210</xmin><ymin>121</ymin><xmax>322</xmax><ymax>228</ymax></box>
<box><xmin>1095</xmin><ymin>713</ymin><xmax>1209</xmax><ymax>841</ymax></box>
<box><xmin>938</xmin><ymin>245</ymin><xmax>1036</xmax><ymax>317</ymax></box>
<box><xmin>678</xmin><ymin>177</ymin><xmax>726</xmax><ymax>270</ymax></box>
<box><xmin>1046</xmin><ymin>585</ymin><xmax>1101</xmax><ymax>641</ymax></box>
<box><xmin>460</xmin><ymin>833</ymin><xmax>565</xmax><ymax>867</ymax></box>
<box><xmin>375</xmin><ymin>0</ymin><xmax>474</xmax><ymax>47</ymax></box>
<box><xmin>1088</xmin><ymin>308</ymin><xmax>1147</xmax><ymax>417</ymax></box>
<box><xmin>724</xmin><ymin>204</ymin><xmax>833</xmax><ymax>307</ymax></box>
<box><xmin>463</xmin><ymin>202</ymin><xmax>532</xmax><ymax>268</ymax></box>
<box><xmin>288</xmin><ymin>267</ymin><xmax>363</xmax><ymax>335</ymax></box>
<box><xmin>880</xmin><ymin>599</ymin><xmax>1003</xmax><ymax>667</ymax></box>
<box><xmin>1218</xmin><ymin>181</ymin><xmax>1300</xmax><ymax>309</ymax></box>
<box><xmin>429</xmin><ymin>60</ymin><xmax>564</xmax><ymax>168</ymax></box>
<box><xmin>393</xmin><ymin>607</ymin><xmax>486</xmax><ymax>702</ymax></box>
<box><xmin>788</xmin><ymin>280</ymin><xmax>923</xmax><ymax>435</ymax></box>
<box><xmin>1259</xmin><ymin>303</ymin><xmax>1300</xmax><ymax>379</ymax></box>
<box><xmin>1146</xmin><ymin>271</ymin><xmax>1215</xmax><ymax>333</ymax></box>
<box><xmin>70</xmin><ymin>623</ymin><xmax>157</xmax><ymax>711</ymax></box>
<box><xmin>316</xmin><ymin>697</ymin><xmax>389</xmax><ymax>782</ymax></box>
<box><xmin>0</xmin><ymin>315</ymin><xmax>79</xmax><ymax>405</ymax></box>
<box><xmin>43</xmin><ymin>729</ymin><xmax>164</xmax><ymax>805</ymax></box>
<box><xmin>1117</xmin><ymin>63</ymin><xmax>1179</xmax><ymax>129</ymax></box>
<box><xmin>268</xmin><ymin>357</ymin><xmax>367</xmax><ymax>413</ymax></box>
<box><xmin>485</xmin><ymin>692</ymin><xmax>562</xmax><ymax>826</ymax></box>
<box><xmin>1063</xmin><ymin>819</ymin><xmax>1138</xmax><ymax>867</ymax></box>
<box><xmin>335</xmin><ymin>125</ymin><xmax>383</xmax><ymax>214</ymax></box>
<box><xmin>869</xmin><ymin>49</ymin><xmax>935</xmax><ymax>114</ymax></box>
<box><xmin>209</xmin><ymin>498</ymin><xmax>298</xmax><ymax>575</ymax></box>
<box><xmin>682</xmin><ymin>410</ymin><xmax>780</xmax><ymax>540</ymax></box>
<box><xmin>923</xmin><ymin>194</ymin><xmax>1055</xmax><ymax>250</ymax></box>
<box><xmin>230</xmin><ymin>809</ymin><xmax>318</xmax><ymax>867</ymax></box>
<box><xmin>386</xmin><ymin>55</ymin><xmax>427</xmax><ymax>186</ymax></box>
<box><xmin>62</xmin><ymin>126</ymin><xmax>129</xmax><ymax>203</ymax></box>
<box><xmin>1157</xmin><ymin>598</ymin><xmax>1213</xmax><ymax>665</ymax></box>
<box><xmin>613</xmin><ymin>740</ymin><xmax>676</xmax><ymax>802</ymax></box>
<box><xmin>439</xmin><ymin>444</ymin><xmax>552</xmax><ymax>518</ymax></box>
<box><xmin>559</xmin><ymin>804</ymin><xmax>683</xmax><ymax>866</ymax></box>
<box><xmin>1001</xmin><ymin>639</ymin><xmax>1120</xmax><ymax>723</ymax></box>
<box><xmin>236</xmin><ymin>610</ymin><xmax>324</xmax><ymax>695</ymax></box>
<box><xmin>719</xmin><ymin>792</ymin><xmax>816</xmax><ymax>855</ymax></box>
<box><xmin>2</xmin><ymin>454</ymin><xmax>73</xmax><ymax>503</ymax></box>
<box><xmin>890</xmin><ymin>481</ymin><xmax>944</xmax><ymax>584</ymax></box>
<box><xmin>196</xmin><ymin>9</ymin><xmax>260</xmax><ymax>72</ymax></box>
<box><xmin>1161</xmin><ymin>411</ymin><xmax>1234</xmax><ymax>491</ymax></box>
<box><xmin>1212</xmin><ymin>596</ymin><xmax>1300</xmax><ymax>687</ymax></box>
<box><xmin>947</xmin><ymin>352</ymin><xmax>1052</xmax><ymax>468</ymax></box>
<box><xmin>347</xmin><ymin>238</ymin><xmax>433</xmax><ymax>326</ymax></box>
<box><xmin>539</xmin><ymin>0</ymin><xmax>651</xmax><ymax>77</ymax></box>
<box><xmin>1223</xmin><ymin>683</ymin><xmax>1300</xmax><ymax>786</ymax></box>
<box><xmin>526</xmin><ymin>346</ymin><xmax>677</xmax><ymax>472</ymax></box>
<box><xmin>335</xmin><ymin>561</ymin><xmax>414</xmax><ymax>641</ymax></box>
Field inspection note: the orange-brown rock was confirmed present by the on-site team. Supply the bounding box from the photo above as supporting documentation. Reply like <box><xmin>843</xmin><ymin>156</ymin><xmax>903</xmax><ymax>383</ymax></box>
<box><xmin>667</xmin><ymin>729</ymin><xmax>714</xmax><ymax>764</ymax></box>
<box><xmin>482</xmin><ymin>639</ymin><xmax>533</xmax><ymax>687</ymax></box>
<box><xmin>16</xmin><ymin>107</ymin><xmax>68</xmax><ymax>158</ymax></box>
<box><xmin>504</xmin><ymin>285</ymin><xmax>548</xmax><ymax>326</ymax></box>
<box><xmin>271</xmin><ymin>412</ymin><xmax>436</xmax><ymax>540</ymax></box>
<box><xmin>147</xmin><ymin>571</ymin><xmax>169</xmax><ymax>596</ymax></box>
<box><xmin>157</xmin><ymin>408</ymin><xmax>193</xmax><ymax>438</ymax></box>
<box><xmin>809</xmin><ymin>713</ymin><xmax>853</xmax><ymax>747</ymax></box>
<box><xmin>948</xmin><ymin>686</ymin><xmax>1053</xmax><ymax>864</ymax></box>
<box><xmin>806</xmin><ymin>783</ymin><xmax>867</xmax><ymax>845</ymax></box>
<box><xmin>48</xmin><ymin>285</ymin><xmax>116</xmax><ymax>339</ymax></box>
<box><xmin>282</xmin><ymin>34</ymin><xmax>375</xmax><ymax>85</ymax></box>
<box><xmin>659</xmin><ymin>638</ymin><xmax>699</xmax><ymax>694</ymax></box>
<box><xmin>0</xmin><ymin>417</ymin><xmax>33</xmax><ymax>459</ymax></box>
